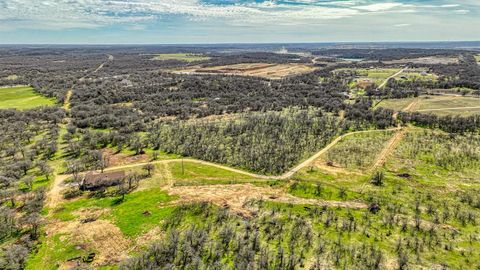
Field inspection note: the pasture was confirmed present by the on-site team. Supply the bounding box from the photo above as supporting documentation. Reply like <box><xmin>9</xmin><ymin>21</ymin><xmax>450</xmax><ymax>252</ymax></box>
<box><xmin>173</xmin><ymin>63</ymin><xmax>316</xmax><ymax>79</ymax></box>
<box><xmin>378</xmin><ymin>95</ymin><xmax>480</xmax><ymax>116</ymax></box>
<box><xmin>0</xmin><ymin>86</ymin><xmax>56</xmax><ymax>109</ymax></box>
<box><xmin>337</xmin><ymin>68</ymin><xmax>401</xmax><ymax>91</ymax></box>
<box><xmin>394</xmin><ymin>68</ymin><xmax>437</xmax><ymax>82</ymax></box>
<box><xmin>152</xmin><ymin>53</ymin><xmax>210</xmax><ymax>62</ymax></box>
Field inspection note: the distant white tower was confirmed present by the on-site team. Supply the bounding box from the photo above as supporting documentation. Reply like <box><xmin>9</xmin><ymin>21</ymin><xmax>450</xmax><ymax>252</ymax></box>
<box><xmin>278</xmin><ymin>46</ymin><xmax>288</xmax><ymax>54</ymax></box>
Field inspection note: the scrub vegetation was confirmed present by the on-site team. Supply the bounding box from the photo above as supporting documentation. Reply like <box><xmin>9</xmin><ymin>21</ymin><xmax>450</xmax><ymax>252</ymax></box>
<box><xmin>0</xmin><ymin>46</ymin><xmax>479</xmax><ymax>270</ymax></box>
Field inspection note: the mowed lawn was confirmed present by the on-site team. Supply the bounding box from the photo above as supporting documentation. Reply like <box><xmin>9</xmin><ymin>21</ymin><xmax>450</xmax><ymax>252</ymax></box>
<box><xmin>0</xmin><ymin>86</ymin><xmax>56</xmax><ymax>109</ymax></box>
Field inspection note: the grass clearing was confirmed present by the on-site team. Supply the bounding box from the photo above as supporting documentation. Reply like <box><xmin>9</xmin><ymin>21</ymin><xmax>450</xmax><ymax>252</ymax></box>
<box><xmin>319</xmin><ymin>130</ymin><xmax>396</xmax><ymax>171</ymax></box>
<box><xmin>173</xmin><ymin>63</ymin><xmax>316</xmax><ymax>79</ymax></box>
<box><xmin>5</xmin><ymin>74</ymin><xmax>19</xmax><ymax>80</ymax></box>
<box><xmin>169</xmin><ymin>161</ymin><xmax>263</xmax><ymax>185</ymax></box>
<box><xmin>0</xmin><ymin>86</ymin><xmax>56</xmax><ymax>109</ymax></box>
<box><xmin>378</xmin><ymin>95</ymin><xmax>480</xmax><ymax>116</ymax></box>
<box><xmin>52</xmin><ymin>188</ymin><xmax>176</xmax><ymax>236</ymax></box>
<box><xmin>152</xmin><ymin>53</ymin><xmax>210</xmax><ymax>62</ymax></box>
<box><xmin>26</xmin><ymin>234</ymin><xmax>86</xmax><ymax>270</ymax></box>
<box><xmin>394</xmin><ymin>68</ymin><xmax>437</xmax><ymax>82</ymax></box>
<box><xmin>376</xmin><ymin>97</ymin><xmax>415</xmax><ymax>111</ymax></box>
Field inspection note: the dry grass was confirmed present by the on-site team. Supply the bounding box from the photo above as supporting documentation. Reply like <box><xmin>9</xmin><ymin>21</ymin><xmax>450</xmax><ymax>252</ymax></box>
<box><xmin>172</xmin><ymin>63</ymin><xmax>316</xmax><ymax>79</ymax></box>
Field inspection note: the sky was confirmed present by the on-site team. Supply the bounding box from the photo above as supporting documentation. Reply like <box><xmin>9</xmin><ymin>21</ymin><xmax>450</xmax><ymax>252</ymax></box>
<box><xmin>0</xmin><ymin>0</ymin><xmax>479</xmax><ymax>44</ymax></box>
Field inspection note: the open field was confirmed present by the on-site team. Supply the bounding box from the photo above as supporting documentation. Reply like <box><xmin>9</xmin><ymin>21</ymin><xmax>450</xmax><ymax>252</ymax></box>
<box><xmin>475</xmin><ymin>54</ymin><xmax>480</xmax><ymax>63</ymax></box>
<box><xmin>0</xmin><ymin>86</ymin><xmax>56</xmax><ymax>109</ymax></box>
<box><xmin>393</xmin><ymin>68</ymin><xmax>437</xmax><ymax>82</ymax></box>
<box><xmin>338</xmin><ymin>68</ymin><xmax>403</xmax><ymax>91</ymax></box>
<box><xmin>378</xmin><ymin>95</ymin><xmax>480</xmax><ymax>116</ymax></box>
<box><xmin>317</xmin><ymin>130</ymin><xmax>396</xmax><ymax>172</ymax></box>
<box><xmin>172</xmin><ymin>63</ymin><xmax>316</xmax><ymax>79</ymax></box>
<box><xmin>152</xmin><ymin>53</ymin><xmax>210</xmax><ymax>62</ymax></box>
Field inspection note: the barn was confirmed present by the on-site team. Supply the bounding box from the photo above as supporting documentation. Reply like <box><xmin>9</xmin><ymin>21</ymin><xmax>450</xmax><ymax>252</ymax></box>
<box><xmin>80</xmin><ymin>171</ymin><xmax>126</xmax><ymax>191</ymax></box>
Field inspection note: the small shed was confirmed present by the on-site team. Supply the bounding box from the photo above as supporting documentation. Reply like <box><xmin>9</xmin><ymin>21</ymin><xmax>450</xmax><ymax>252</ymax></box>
<box><xmin>80</xmin><ymin>171</ymin><xmax>126</xmax><ymax>191</ymax></box>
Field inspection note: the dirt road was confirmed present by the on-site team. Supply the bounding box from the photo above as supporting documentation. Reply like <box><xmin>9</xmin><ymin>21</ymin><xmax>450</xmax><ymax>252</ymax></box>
<box><xmin>370</xmin><ymin>128</ymin><xmax>407</xmax><ymax>171</ymax></box>
<box><xmin>371</xmin><ymin>99</ymin><xmax>416</xmax><ymax>171</ymax></box>
<box><xmin>46</xmin><ymin>128</ymin><xmax>400</xmax><ymax>210</ymax></box>
<box><xmin>377</xmin><ymin>68</ymin><xmax>405</xmax><ymax>89</ymax></box>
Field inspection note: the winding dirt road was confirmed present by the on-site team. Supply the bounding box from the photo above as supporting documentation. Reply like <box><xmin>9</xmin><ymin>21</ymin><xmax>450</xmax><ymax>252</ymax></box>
<box><xmin>46</xmin><ymin>127</ymin><xmax>401</xmax><ymax>210</ymax></box>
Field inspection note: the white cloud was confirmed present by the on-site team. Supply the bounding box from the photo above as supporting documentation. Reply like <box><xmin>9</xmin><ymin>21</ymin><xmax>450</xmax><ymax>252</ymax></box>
<box><xmin>394</xmin><ymin>23</ymin><xmax>411</xmax><ymax>27</ymax></box>
<box><xmin>354</xmin><ymin>3</ymin><xmax>405</xmax><ymax>12</ymax></box>
<box><xmin>0</xmin><ymin>0</ymin><xmax>475</xmax><ymax>31</ymax></box>
<box><xmin>441</xmin><ymin>4</ymin><xmax>460</xmax><ymax>8</ymax></box>
<box><xmin>453</xmin><ymin>9</ymin><xmax>470</xmax><ymax>14</ymax></box>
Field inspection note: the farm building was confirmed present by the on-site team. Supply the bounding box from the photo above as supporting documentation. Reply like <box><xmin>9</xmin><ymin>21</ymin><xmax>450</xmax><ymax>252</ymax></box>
<box><xmin>80</xmin><ymin>171</ymin><xmax>126</xmax><ymax>191</ymax></box>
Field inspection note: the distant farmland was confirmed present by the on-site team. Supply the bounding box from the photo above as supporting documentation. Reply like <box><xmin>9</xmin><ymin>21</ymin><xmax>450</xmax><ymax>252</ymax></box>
<box><xmin>172</xmin><ymin>63</ymin><xmax>316</xmax><ymax>79</ymax></box>
<box><xmin>0</xmin><ymin>86</ymin><xmax>56</xmax><ymax>109</ymax></box>
<box><xmin>152</xmin><ymin>53</ymin><xmax>211</xmax><ymax>62</ymax></box>
<box><xmin>378</xmin><ymin>95</ymin><xmax>480</xmax><ymax>116</ymax></box>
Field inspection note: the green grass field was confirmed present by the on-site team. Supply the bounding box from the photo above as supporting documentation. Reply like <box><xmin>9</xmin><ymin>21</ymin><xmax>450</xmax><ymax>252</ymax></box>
<box><xmin>475</xmin><ymin>55</ymin><xmax>480</xmax><ymax>63</ymax></box>
<box><xmin>355</xmin><ymin>68</ymin><xmax>399</xmax><ymax>84</ymax></box>
<box><xmin>0</xmin><ymin>86</ymin><xmax>56</xmax><ymax>109</ymax></box>
<box><xmin>152</xmin><ymin>53</ymin><xmax>211</xmax><ymax>62</ymax></box>
<box><xmin>394</xmin><ymin>69</ymin><xmax>437</xmax><ymax>82</ymax></box>
<box><xmin>376</xmin><ymin>97</ymin><xmax>415</xmax><ymax>111</ymax></box>
<box><xmin>168</xmin><ymin>161</ymin><xmax>263</xmax><ymax>186</ymax></box>
<box><xmin>378</xmin><ymin>95</ymin><xmax>480</xmax><ymax>116</ymax></box>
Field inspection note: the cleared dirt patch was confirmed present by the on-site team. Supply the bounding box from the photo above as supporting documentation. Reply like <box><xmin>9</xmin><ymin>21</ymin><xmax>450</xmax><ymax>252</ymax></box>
<box><xmin>46</xmin><ymin>218</ymin><xmax>130</xmax><ymax>267</ymax></box>
<box><xmin>165</xmin><ymin>183</ymin><xmax>366</xmax><ymax>217</ymax></box>
<box><xmin>172</xmin><ymin>63</ymin><xmax>316</xmax><ymax>79</ymax></box>
<box><xmin>103</xmin><ymin>148</ymin><xmax>149</xmax><ymax>167</ymax></box>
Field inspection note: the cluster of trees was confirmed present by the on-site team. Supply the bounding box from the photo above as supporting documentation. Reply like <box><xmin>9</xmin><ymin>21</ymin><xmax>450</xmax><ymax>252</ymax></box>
<box><xmin>431</xmin><ymin>54</ymin><xmax>480</xmax><ymax>90</ymax></box>
<box><xmin>0</xmin><ymin>107</ymin><xmax>63</xmax><ymax>269</ymax></box>
<box><xmin>69</xmin><ymin>66</ymin><xmax>350</xmax><ymax>129</ymax></box>
<box><xmin>398</xmin><ymin>130</ymin><xmax>480</xmax><ymax>172</ymax></box>
<box><xmin>119</xmin><ymin>181</ymin><xmax>480</xmax><ymax>270</ymax></box>
<box><xmin>398</xmin><ymin>112</ymin><xmax>480</xmax><ymax>133</ymax></box>
<box><xmin>203</xmin><ymin>51</ymin><xmax>311</xmax><ymax>67</ymax></box>
<box><xmin>312</xmin><ymin>48</ymin><xmax>465</xmax><ymax>61</ymax></box>
<box><xmin>148</xmin><ymin>109</ymin><xmax>342</xmax><ymax>174</ymax></box>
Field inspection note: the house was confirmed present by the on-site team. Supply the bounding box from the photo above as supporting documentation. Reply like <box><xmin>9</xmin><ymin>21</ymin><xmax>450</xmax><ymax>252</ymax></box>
<box><xmin>80</xmin><ymin>171</ymin><xmax>126</xmax><ymax>191</ymax></box>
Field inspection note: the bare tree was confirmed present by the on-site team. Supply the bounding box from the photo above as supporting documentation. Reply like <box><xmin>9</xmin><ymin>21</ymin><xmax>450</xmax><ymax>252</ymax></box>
<box><xmin>143</xmin><ymin>163</ymin><xmax>155</xmax><ymax>177</ymax></box>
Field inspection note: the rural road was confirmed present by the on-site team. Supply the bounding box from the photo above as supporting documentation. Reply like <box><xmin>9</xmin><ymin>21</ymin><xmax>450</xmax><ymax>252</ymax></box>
<box><xmin>46</xmin><ymin>127</ymin><xmax>400</xmax><ymax>209</ymax></box>
<box><xmin>63</xmin><ymin>55</ymin><xmax>113</xmax><ymax>110</ymax></box>
<box><xmin>377</xmin><ymin>68</ymin><xmax>405</xmax><ymax>89</ymax></box>
<box><xmin>65</xmin><ymin>127</ymin><xmax>402</xmax><ymax>180</ymax></box>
